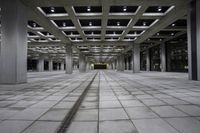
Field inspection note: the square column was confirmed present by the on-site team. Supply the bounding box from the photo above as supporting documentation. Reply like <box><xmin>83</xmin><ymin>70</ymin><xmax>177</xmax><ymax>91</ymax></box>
<box><xmin>57</xmin><ymin>63</ymin><xmax>60</xmax><ymax>70</ymax></box>
<box><xmin>37</xmin><ymin>58</ymin><xmax>44</xmax><ymax>72</ymax></box>
<box><xmin>146</xmin><ymin>49</ymin><xmax>150</xmax><ymax>71</ymax></box>
<box><xmin>79</xmin><ymin>53</ymin><xmax>86</xmax><ymax>72</ymax></box>
<box><xmin>61</xmin><ymin>62</ymin><xmax>65</xmax><ymax>71</ymax></box>
<box><xmin>65</xmin><ymin>44</ymin><xmax>73</xmax><ymax>74</ymax></box>
<box><xmin>0</xmin><ymin>0</ymin><xmax>27</xmax><ymax>84</ymax></box>
<box><xmin>48</xmin><ymin>59</ymin><xmax>53</xmax><ymax>71</ymax></box>
<box><xmin>117</xmin><ymin>54</ymin><xmax>125</xmax><ymax>71</ymax></box>
<box><xmin>86</xmin><ymin>60</ymin><xmax>91</xmax><ymax>72</ymax></box>
<box><xmin>188</xmin><ymin>0</ymin><xmax>200</xmax><ymax>80</ymax></box>
<box><xmin>126</xmin><ymin>57</ymin><xmax>129</xmax><ymax>70</ymax></box>
<box><xmin>132</xmin><ymin>44</ymin><xmax>140</xmax><ymax>73</ymax></box>
<box><xmin>117</xmin><ymin>56</ymin><xmax>120</xmax><ymax>71</ymax></box>
<box><xmin>160</xmin><ymin>43</ymin><xmax>166</xmax><ymax>72</ymax></box>
<box><xmin>120</xmin><ymin>54</ymin><xmax>125</xmax><ymax>71</ymax></box>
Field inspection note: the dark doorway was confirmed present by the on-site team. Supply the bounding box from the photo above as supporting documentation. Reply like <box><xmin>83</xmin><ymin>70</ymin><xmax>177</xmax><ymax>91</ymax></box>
<box><xmin>94</xmin><ymin>64</ymin><xmax>107</xmax><ymax>69</ymax></box>
<box><xmin>27</xmin><ymin>59</ymin><xmax>37</xmax><ymax>71</ymax></box>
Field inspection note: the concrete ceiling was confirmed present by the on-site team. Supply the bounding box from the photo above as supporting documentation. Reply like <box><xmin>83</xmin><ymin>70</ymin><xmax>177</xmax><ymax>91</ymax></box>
<box><xmin>1</xmin><ymin>0</ymin><xmax>190</xmax><ymax>63</ymax></box>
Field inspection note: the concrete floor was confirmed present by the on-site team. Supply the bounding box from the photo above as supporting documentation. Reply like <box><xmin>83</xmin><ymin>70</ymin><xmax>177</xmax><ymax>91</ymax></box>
<box><xmin>0</xmin><ymin>71</ymin><xmax>200</xmax><ymax>133</ymax></box>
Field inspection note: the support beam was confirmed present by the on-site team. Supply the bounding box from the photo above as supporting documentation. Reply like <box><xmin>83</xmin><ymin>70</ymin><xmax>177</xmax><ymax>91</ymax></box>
<box><xmin>65</xmin><ymin>44</ymin><xmax>73</xmax><ymax>74</ymax></box>
<box><xmin>0</xmin><ymin>0</ymin><xmax>27</xmax><ymax>84</ymax></box>
<box><xmin>187</xmin><ymin>0</ymin><xmax>200</xmax><ymax>80</ymax></box>
<box><xmin>160</xmin><ymin>43</ymin><xmax>167</xmax><ymax>72</ymax></box>
<box><xmin>132</xmin><ymin>44</ymin><xmax>140</xmax><ymax>73</ymax></box>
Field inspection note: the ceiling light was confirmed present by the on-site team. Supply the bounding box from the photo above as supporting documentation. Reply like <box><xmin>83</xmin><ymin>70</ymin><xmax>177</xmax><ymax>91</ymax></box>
<box><xmin>50</xmin><ymin>7</ymin><xmax>55</xmax><ymax>13</ymax></box>
<box><xmin>157</xmin><ymin>6</ymin><xmax>162</xmax><ymax>12</ymax></box>
<box><xmin>117</xmin><ymin>22</ymin><xmax>120</xmax><ymax>26</ymax></box>
<box><xmin>159</xmin><ymin>38</ymin><xmax>162</xmax><ymax>41</ymax></box>
<box><xmin>87</xmin><ymin>6</ymin><xmax>91</xmax><ymax>12</ymax></box>
<box><xmin>62</xmin><ymin>22</ymin><xmax>66</xmax><ymax>27</ymax></box>
<box><xmin>143</xmin><ymin>22</ymin><xmax>146</xmax><ymax>26</ymax></box>
<box><xmin>171</xmin><ymin>33</ymin><xmax>174</xmax><ymax>36</ymax></box>
<box><xmin>33</xmin><ymin>23</ymin><xmax>36</xmax><ymax>27</ymax></box>
<box><xmin>123</xmin><ymin>6</ymin><xmax>127</xmax><ymax>12</ymax></box>
<box><xmin>157</xmin><ymin>33</ymin><xmax>160</xmax><ymax>36</ymax></box>
<box><xmin>172</xmin><ymin>23</ymin><xmax>175</xmax><ymax>26</ymax></box>
<box><xmin>89</xmin><ymin>22</ymin><xmax>92</xmax><ymax>26</ymax></box>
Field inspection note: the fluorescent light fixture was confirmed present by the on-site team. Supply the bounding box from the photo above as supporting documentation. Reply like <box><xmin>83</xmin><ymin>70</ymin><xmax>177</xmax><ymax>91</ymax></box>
<box><xmin>62</xmin><ymin>22</ymin><xmax>66</xmax><ymax>27</ymax></box>
<box><xmin>50</xmin><ymin>7</ymin><xmax>55</xmax><ymax>13</ymax></box>
<box><xmin>87</xmin><ymin>6</ymin><xmax>91</xmax><ymax>12</ymax></box>
<box><xmin>123</xmin><ymin>6</ymin><xmax>127</xmax><ymax>12</ymax></box>
<box><xmin>158</xmin><ymin>6</ymin><xmax>162</xmax><ymax>12</ymax></box>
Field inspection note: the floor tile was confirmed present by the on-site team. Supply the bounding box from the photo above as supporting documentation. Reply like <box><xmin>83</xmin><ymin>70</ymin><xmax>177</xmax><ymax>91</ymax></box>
<box><xmin>66</xmin><ymin>121</ymin><xmax>97</xmax><ymax>133</ymax></box>
<box><xmin>151</xmin><ymin>106</ymin><xmax>188</xmax><ymax>117</ymax></box>
<box><xmin>23</xmin><ymin>121</ymin><xmax>61</xmax><ymax>133</ymax></box>
<box><xmin>166</xmin><ymin>117</ymin><xmax>200</xmax><ymax>133</ymax></box>
<box><xmin>125</xmin><ymin>107</ymin><xmax>158</xmax><ymax>119</ymax></box>
<box><xmin>0</xmin><ymin>120</ymin><xmax>33</xmax><ymax>133</ymax></box>
<box><xmin>133</xmin><ymin>118</ymin><xmax>179</xmax><ymax>133</ymax></box>
<box><xmin>99</xmin><ymin>108</ymin><xmax>129</xmax><ymax>120</ymax></box>
<box><xmin>99</xmin><ymin>120</ymin><xmax>138</xmax><ymax>133</ymax></box>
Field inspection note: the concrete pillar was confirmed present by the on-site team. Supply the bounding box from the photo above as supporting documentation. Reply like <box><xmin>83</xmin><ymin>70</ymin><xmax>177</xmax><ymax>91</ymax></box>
<box><xmin>132</xmin><ymin>44</ymin><xmax>140</xmax><ymax>73</ymax></box>
<box><xmin>86</xmin><ymin>59</ymin><xmax>90</xmax><ymax>72</ymax></box>
<box><xmin>57</xmin><ymin>63</ymin><xmax>60</xmax><ymax>70</ymax></box>
<box><xmin>37</xmin><ymin>58</ymin><xmax>44</xmax><ymax>72</ymax></box>
<box><xmin>65</xmin><ymin>44</ymin><xmax>73</xmax><ymax>74</ymax></box>
<box><xmin>146</xmin><ymin>49</ymin><xmax>150</xmax><ymax>71</ymax></box>
<box><xmin>130</xmin><ymin>55</ymin><xmax>133</xmax><ymax>70</ymax></box>
<box><xmin>107</xmin><ymin>63</ymin><xmax>111</xmax><ymax>70</ymax></box>
<box><xmin>73</xmin><ymin>64</ymin><xmax>78</xmax><ymax>70</ymax></box>
<box><xmin>160</xmin><ymin>43</ymin><xmax>166</xmax><ymax>72</ymax></box>
<box><xmin>126</xmin><ymin>57</ymin><xmax>129</xmax><ymax>70</ymax></box>
<box><xmin>49</xmin><ymin>59</ymin><xmax>53</xmax><ymax>71</ymax></box>
<box><xmin>117</xmin><ymin>54</ymin><xmax>125</xmax><ymax>71</ymax></box>
<box><xmin>187</xmin><ymin>0</ymin><xmax>200</xmax><ymax>80</ymax></box>
<box><xmin>120</xmin><ymin>54</ymin><xmax>125</xmax><ymax>71</ymax></box>
<box><xmin>79</xmin><ymin>53</ymin><xmax>86</xmax><ymax>72</ymax></box>
<box><xmin>0</xmin><ymin>0</ymin><xmax>27</xmax><ymax>84</ymax></box>
<box><xmin>117</xmin><ymin>56</ymin><xmax>120</xmax><ymax>71</ymax></box>
<box><xmin>61</xmin><ymin>62</ymin><xmax>65</xmax><ymax>71</ymax></box>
